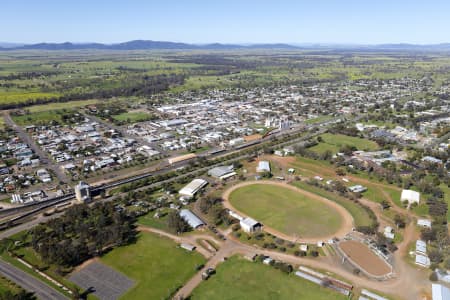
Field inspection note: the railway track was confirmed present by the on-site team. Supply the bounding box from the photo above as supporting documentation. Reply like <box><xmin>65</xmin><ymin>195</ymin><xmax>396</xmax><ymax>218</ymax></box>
<box><xmin>0</xmin><ymin>119</ymin><xmax>338</xmax><ymax>229</ymax></box>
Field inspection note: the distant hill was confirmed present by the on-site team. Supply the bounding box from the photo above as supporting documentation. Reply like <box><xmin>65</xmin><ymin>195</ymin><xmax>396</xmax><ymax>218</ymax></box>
<box><xmin>0</xmin><ymin>40</ymin><xmax>301</xmax><ymax>51</ymax></box>
<box><xmin>0</xmin><ymin>40</ymin><xmax>450</xmax><ymax>51</ymax></box>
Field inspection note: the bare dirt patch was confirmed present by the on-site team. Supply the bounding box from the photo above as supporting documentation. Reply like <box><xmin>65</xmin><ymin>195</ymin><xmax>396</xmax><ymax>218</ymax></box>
<box><xmin>339</xmin><ymin>240</ymin><xmax>392</xmax><ymax>277</ymax></box>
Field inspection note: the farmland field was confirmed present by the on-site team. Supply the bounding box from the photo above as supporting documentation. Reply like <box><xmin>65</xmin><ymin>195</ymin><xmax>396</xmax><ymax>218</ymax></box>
<box><xmin>101</xmin><ymin>232</ymin><xmax>205</xmax><ymax>300</ymax></box>
<box><xmin>190</xmin><ymin>256</ymin><xmax>347</xmax><ymax>300</ymax></box>
<box><xmin>228</xmin><ymin>183</ymin><xmax>344</xmax><ymax>238</ymax></box>
<box><xmin>310</xmin><ymin>133</ymin><xmax>379</xmax><ymax>153</ymax></box>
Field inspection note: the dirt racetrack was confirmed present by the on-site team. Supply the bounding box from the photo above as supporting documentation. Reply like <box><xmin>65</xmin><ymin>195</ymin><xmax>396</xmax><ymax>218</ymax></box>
<box><xmin>339</xmin><ymin>240</ymin><xmax>392</xmax><ymax>277</ymax></box>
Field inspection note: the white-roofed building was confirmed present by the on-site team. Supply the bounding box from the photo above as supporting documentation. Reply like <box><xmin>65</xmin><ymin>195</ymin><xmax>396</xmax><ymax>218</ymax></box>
<box><xmin>432</xmin><ymin>284</ymin><xmax>450</xmax><ymax>300</ymax></box>
<box><xmin>179</xmin><ymin>209</ymin><xmax>205</xmax><ymax>229</ymax></box>
<box><xmin>208</xmin><ymin>165</ymin><xmax>236</xmax><ymax>180</ymax></box>
<box><xmin>416</xmin><ymin>240</ymin><xmax>427</xmax><ymax>255</ymax></box>
<box><xmin>179</xmin><ymin>179</ymin><xmax>208</xmax><ymax>198</ymax></box>
<box><xmin>240</xmin><ymin>217</ymin><xmax>262</xmax><ymax>233</ymax></box>
<box><xmin>415</xmin><ymin>254</ymin><xmax>430</xmax><ymax>267</ymax></box>
<box><xmin>256</xmin><ymin>161</ymin><xmax>270</xmax><ymax>173</ymax></box>
<box><xmin>401</xmin><ymin>189</ymin><xmax>420</xmax><ymax>205</ymax></box>
<box><xmin>417</xmin><ymin>219</ymin><xmax>432</xmax><ymax>228</ymax></box>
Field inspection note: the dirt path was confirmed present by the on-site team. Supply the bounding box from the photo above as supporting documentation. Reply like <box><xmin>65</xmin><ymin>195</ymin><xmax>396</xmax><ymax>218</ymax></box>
<box><xmin>222</xmin><ymin>180</ymin><xmax>354</xmax><ymax>243</ymax></box>
<box><xmin>137</xmin><ymin>226</ymin><xmax>221</xmax><ymax>258</ymax></box>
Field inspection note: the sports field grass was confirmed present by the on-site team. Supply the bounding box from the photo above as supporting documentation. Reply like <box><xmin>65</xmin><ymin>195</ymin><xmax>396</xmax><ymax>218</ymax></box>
<box><xmin>292</xmin><ymin>181</ymin><xmax>373</xmax><ymax>228</ymax></box>
<box><xmin>228</xmin><ymin>183</ymin><xmax>343</xmax><ymax>238</ymax></box>
<box><xmin>310</xmin><ymin>133</ymin><xmax>379</xmax><ymax>153</ymax></box>
<box><xmin>190</xmin><ymin>256</ymin><xmax>347</xmax><ymax>300</ymax></box>
<box><xmin>101</xmin><ymin>232</ymin><xmax>205</xmax><ymax>300</ymax></box>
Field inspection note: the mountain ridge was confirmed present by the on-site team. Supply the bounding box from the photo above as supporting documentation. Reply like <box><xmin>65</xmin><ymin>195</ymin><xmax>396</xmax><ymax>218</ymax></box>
<box><xmin>1</xmin><ymin>40</ymin><xmax>450</xmax><ymax>51</ymax></box>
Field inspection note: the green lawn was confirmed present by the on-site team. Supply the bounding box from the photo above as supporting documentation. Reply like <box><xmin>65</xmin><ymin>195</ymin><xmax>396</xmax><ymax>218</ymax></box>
<box><xmin>12</xmin><ymin>110</ymin><xmax>65</xmax><ymax>126</ymax></box>
<box><xmin>292</xmin><ymin>181</ymin><xmax>373</xmax><ymax>228</ymax></box>
<box><xmin>0</xmin><ymin>275</ymin><xmax>23</xmax><ymax>297</ymax></box>
<box><xmin>137</xmin><ymin>210</ymin><xmax>171</xmax><ymax>232</ymax></box>
<box><xmin>304</xmin><ymin>115</ymin><xmax>334</xmax><ymax>124</ymax></box>
<box><xmin>190</xmin><ymin>256</ymin><xmax>347</xmax><ymax>300</ymax></box>
<box><xmin>228</xmin><ymin>183</ymin><xmax>343</xmax><ymax>238</ymax></box>
<box><xmin>310</xmin><ymin>133</ymin><xmax>379</xmax><ymax>153</ymax></box>
<box><xmin>101</xmin><ymin>232</ymin><xmax>205</xmax><ymax>300</ymax></box>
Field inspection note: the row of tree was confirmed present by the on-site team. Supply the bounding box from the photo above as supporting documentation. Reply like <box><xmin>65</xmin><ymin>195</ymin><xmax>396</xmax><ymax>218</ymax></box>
<box><xmin>29</xmin><ymin>202</ymin><xmax>136</xmax><ymax>267</ymax></box>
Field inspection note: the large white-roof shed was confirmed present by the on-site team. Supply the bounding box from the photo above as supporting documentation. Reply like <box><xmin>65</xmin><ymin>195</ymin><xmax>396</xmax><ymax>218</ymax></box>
<box><xmin>401</xmin><ymin>189</ymin><xmax>420</xmax><ymax>205</ymax></box>
<box><xmin>179</xmin><ymin>179</ymin><xmax>208</xmax><ymax>198</ymax></box>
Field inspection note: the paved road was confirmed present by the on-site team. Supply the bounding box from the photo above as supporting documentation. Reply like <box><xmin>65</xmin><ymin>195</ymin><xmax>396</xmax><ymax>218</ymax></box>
<box><xmin>0</xmin><ymin>259</ymin><xmax>67</xmax><ymax>300</ymax></box>
<box><xmin>2</xmin><ymin>112</ymin><xmax>69</xmax><ymax>183</ymax></box>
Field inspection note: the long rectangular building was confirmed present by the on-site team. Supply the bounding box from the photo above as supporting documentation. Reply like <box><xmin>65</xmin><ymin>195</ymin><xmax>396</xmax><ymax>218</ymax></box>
<box><xmin>179</xmin><ymin>178</ymin><xmax>208</xmax><ymax>198</ymax></box>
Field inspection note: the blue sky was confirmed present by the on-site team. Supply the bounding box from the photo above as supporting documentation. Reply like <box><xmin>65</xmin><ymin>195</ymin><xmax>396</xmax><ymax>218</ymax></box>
<box><xmin>1</xmin><ymin>0</ymin><xmax>450</xmax><ymax>44</ymax></box>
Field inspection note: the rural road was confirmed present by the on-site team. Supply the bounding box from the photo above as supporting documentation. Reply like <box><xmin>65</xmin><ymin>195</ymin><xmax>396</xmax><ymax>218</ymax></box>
<box><xmin>0</xmin><ymin>259</ymin><xmax>67</xmax><ymax>300</ymax></box>
<box><xmin>221</xmin><ymin>180</ymin><xmax>355</xmax><ymax>243</ymax></box>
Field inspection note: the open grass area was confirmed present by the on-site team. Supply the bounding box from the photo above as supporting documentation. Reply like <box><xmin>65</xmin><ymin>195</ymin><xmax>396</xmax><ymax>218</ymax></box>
<box><xmin>27</xmin><ymin>99</ymin><xmax>99</xmax><ymax>113</ymax></box>
<box><xmin>0</xmin><ymin>91</ymin><xmax>60</xmax><ymax>106</ymax></box>
<box><xmin>137</xmin><ymin>209</ymin><xmax>171</xmax><ymax>232</ymax></box>
<box><xmin>101</xmin><ymin>231</ymin><xmax>205</xmax><ymax>300</ymax></box>
<box><xmin>292</xmin><ymin>181</ymin><xmax>373</xmax><ymax>228</ymax></box>
<box><xmin>0</xmin><ymin>275</ymin><xmax>23</xmax><ymax>297</ymax></box>
<box><xmin>310</xmin><ymin>133</ymin><xmax>379</xmax><ymax>153</ymax></box>
<box><xmin>228</xmin><ymin>183</ymin><xmax>343</xmax><ymax>238</ymax></box>
<box><xmin>190</xmin><ymin>256</ymin><xmax>347</xmax><ymax>300</ymax></box>
<box><xmin>112</xmin><ymin>111</ymin><xmax>153</xmax><ymax>123</ymax></box>
<box><xmin>304</xmin><ymin>115</ymin><xmax>334</xmax><ymax>124</ymax></box>
<box><xmin>12</xmin><ymin>110</ymin><xmax>66</xmax><ymax>126</ymax></box>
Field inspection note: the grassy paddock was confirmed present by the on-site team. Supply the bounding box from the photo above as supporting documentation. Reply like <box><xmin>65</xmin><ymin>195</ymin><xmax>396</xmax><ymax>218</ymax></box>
<box><xmin>27</xmin><ymin>99</ymin><xmax>99</xmax><ymax>113</ymax></box>
<box><xmin>101</xmin><ymin>232</ymin><xmax>205</xmax><ymax>300</ymax></box>
<box><xmin>190</xmin><ymin>256</ymin><xmax>347</xmax><ymax>300</ymax></box>
<box><xmin>228</xmin><ymin>183</ymin><xmax>344</xmax><ymax>238</ymax></box>
<box><xmin>310</xmin><ymin>133</ymin><xmax>379</xmax><ymax>153</ymax></box>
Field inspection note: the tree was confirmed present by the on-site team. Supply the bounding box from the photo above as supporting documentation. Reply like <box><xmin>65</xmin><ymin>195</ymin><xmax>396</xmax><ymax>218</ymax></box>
<box><xmin>167</xmin><ymin>211</ymin><xmax>191</xmax><ymax>234</ymax></box>
<box><xmin>394</xmin><ymin>214</ymin><xmax>406</xmax><ymax>228</ymax></box>
<box><xmin>381</xmin><ymin>200</ymin><xmax>391</xmax><ymax>210</ymax></box>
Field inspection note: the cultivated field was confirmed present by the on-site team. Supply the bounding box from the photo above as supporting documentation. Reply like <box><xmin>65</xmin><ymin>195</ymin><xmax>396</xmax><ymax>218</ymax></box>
<box><xmin>190</xmin><ymin>256</ymin><xmax>347</xmax><ymax>300</ymax></box>
<box><xmin>227</xmin><ymin>182</ymin><xmax>352</xmax><ymax>239</ymax></box>
<box><xmin>339</xmin><ymin>240</ymin><xmax>392</xmax><ymax>277</ymax></box>
<box><xmin>100</xmin><ymin>232</ymin><xmax>205</xmax><ymax>300</ymax></box>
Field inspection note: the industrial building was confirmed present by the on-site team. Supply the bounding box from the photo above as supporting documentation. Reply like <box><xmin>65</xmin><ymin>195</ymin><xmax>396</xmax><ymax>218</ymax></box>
<box><xmin>74</xmin><ymin>181</ymin><xmax>91</xmax><ymax>202</ymax></box>
<box><xmin>401</xmin><ymin>189</ymin><xmax>420</xmax><ymax>205</ymax></box>
<box><xmin>256</xmin><ymin>161</ymin><xmax>271</xmax><ymax>173</ymax></box>
<box><xmin>240</xmin><ymin>217</ymin><xmax>262</xmax><ymax>233</ymax></box>
<box><xmin>179</xmin><ymin>178</ymin><xmax>208</xmax><ymax>198</ymax></box>
<box><xmin>179</xmin><ymin>209</ymin><xmax>205</xmax><ymax>229</ymax></box>
<box><xmin>208</xmin><ymin>165</ymin><xmax>236</xmax><ymax>180</ymax></box>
